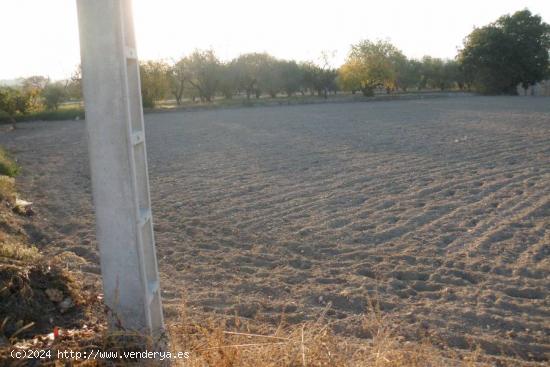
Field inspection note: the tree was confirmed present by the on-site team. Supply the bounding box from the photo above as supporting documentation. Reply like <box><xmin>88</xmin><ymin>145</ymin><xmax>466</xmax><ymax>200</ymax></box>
<box><xmin>22</xmin><ymin>75</ymin><xmax>49</xmax><ymax>91</ymax></box>
<box><xmin>300</xmin><ymin>51</ymin><xmax>339</xmax><ymax>98</ymax></box>
<box><xmin>22</xmin><ymin>75</ymin><xmax>49</xmax><ymax>111</ymax></box>
<box><xmin>278</xmin><ymin>60</ymin><xmax>303</xmax><ymax>97</ymax></box>
<box><xmin>183</xmin><ymin>50</ymin><xmax>220</xmax><ymax>102</ymax></box>
<box><xmin>0</xmin><ymin>87</ymin><xmax>32</xmax><ymax>122</ymax></box>
<box><xmin>218</xmin><ymin>63</ymin><xmax>238</xmax><ymax>99</ymax></box>
<box><xmin>421</xmin><ymin>56</ymin><xmax>446</xmax><ymax>90</ymax></box>
<box><xmin>231</xmin><ymin>53</ymin><xmax>275</xmax><ymax>99</ymax></box>
<box><xmin>257</xmin><ymin>57</ymin><xmax>283</xmax><ymax>98</ymax></box>
<box><xmin>386</xmin><ymin>51</ymin><xmax>408</xmax><ymax>92</ymax></box>
<box><xmin>339</xmin><ymin>40</ymin><xmax>403</xmax><ymax>96</ymax></box>
<box><xmin>338</xmin><ymin>60</ymin><xmax>363</xmax><ymax>94</ymax></box>
<box><xmin>301</xmin><ymin>62</ymin><xmax>338</xmax><ymax>98</ymax></box>
<box><xmin>458</xmin><ymin>9</ymin><xmax>550</xmax><ymax>94</ymax></box>
<box><xmin>443</xmin><ymin>60</ymin><xmax>464</xmax><ymax>90</ymax></box>
<box><xmin>42</xmin><ymin>82</ymin><xmax>66</xmax><ymax>110</ymax></box>
<box><xmin>168</xmin><ymin>59</ymin><xmax>187</xmax><ymax>105</ymax></box>
<box><xmin>66</xmin><ymin>65</ymin><xmax>83</xmax><ymax>100</ymax></box>
<box><xmin>416</xmin><ymin>57</ymin><xmax>462</xmax><ymax>91</ymax></box>
<box><xmin>140</xmin><ymin>60</ymin><xmax>170</xmax><ymax>108</ymax></box>
<box><xmin>395</xmin><ymin>58</ymin><xmax>423</xmax><ymax>91</ymax></box>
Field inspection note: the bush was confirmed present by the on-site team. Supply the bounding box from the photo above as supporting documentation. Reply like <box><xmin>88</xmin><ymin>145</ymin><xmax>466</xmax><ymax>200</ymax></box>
<box><xmin>141</xmin><ymin>94</ymin><xmax>155</xmax><ymax>109</ymax></box>
<box><xmin>42</xmin><ymin>82</ymin><xmax>67</xmax><ymax>110</ymax></box>
<box><xmin>0</xmin><ymin>110</ymin><xmax>12</xmax><ymax>124</ymax></box>
<box><xmin>14</xmin><ymin>108</ymin><xmax>84</xmax><ymax>122</ymax></box>
<box><xmin>0</xmin><ymin>87</ymin><xmax>31</xmax><ymax>120</ymax></box>
<box><xmin>0</xmin><ymin>148</ymin><xmax>19</xmax><ymax>177</ymax></box>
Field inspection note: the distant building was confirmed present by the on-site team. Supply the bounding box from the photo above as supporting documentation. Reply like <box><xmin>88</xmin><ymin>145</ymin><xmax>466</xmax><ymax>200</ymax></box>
<box><xmin>517</xmin><ymin>80</ymin><xmax>550</xmax><ymax>96</ymax></box>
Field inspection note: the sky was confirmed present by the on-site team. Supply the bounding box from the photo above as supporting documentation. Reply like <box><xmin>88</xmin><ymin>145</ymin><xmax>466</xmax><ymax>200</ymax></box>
<box><xmin>1</xmin><ymin>0</ymin><xmax>549</xmax><ymax>81</ymax></box>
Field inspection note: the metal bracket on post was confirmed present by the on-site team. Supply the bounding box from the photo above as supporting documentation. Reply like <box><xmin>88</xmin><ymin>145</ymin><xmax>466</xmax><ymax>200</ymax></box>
<box><xmin>76</xmin><ymin>0</ymin><xmax>164</xmax><ymax>341</ymax></box>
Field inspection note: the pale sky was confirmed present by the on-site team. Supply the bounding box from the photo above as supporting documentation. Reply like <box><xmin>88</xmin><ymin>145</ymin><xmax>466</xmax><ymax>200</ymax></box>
<box><xmin>1</xmin><ymin>0</ymin><xmax>549</xmax><ymax>81</ymax></box>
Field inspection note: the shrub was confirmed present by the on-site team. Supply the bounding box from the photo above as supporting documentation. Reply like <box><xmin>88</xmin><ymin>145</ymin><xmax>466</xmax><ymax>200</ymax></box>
<box><xmin>0</xmin><ymin>110</ymin><xmax>12</xmax><ymax>124</ymax></box>
<box><xmin>0</xmin><ymin>242</ymin><xmax>40</xmax><ymax>262</ymax></box>
<box><xmin>14</xmin><ymin>108</ymin><xmax>84</xmax><ymax>122</ymax></box>
<box><xmin>0</xmin><ymin>87</ymin><xmax>31</xmax><ymax>120</ymax></box>
<box><xmin>0</xmin><ymin>148</ymin><xmax>19</xmax><ymax>177</ymax></box>
<box><xmin>42</xmin><ymin>82</ymin><xmax>67</xmax><ymax>110</ymax></box>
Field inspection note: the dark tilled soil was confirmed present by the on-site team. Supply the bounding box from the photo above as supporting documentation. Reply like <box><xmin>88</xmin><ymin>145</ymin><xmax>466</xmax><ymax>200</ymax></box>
<box><xmin>1</xmin><ymin>96</ymin><xmax>549</xmax><ymax>363</ymax></box>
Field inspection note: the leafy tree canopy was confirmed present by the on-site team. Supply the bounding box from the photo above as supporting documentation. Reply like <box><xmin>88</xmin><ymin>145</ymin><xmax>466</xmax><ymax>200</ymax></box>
<box><xmin>339</xmin><ymin>40</ymin><xmax>405</xmax><ymax>96</ymax></box>
<box><xmin>459</xmin><ymin>9</ymin><xmax>550</xmax><ymax>94</ymax></box>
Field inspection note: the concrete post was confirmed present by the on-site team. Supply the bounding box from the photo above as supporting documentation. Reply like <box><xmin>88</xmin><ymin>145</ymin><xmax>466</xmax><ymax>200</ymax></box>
<box><xmin>75</xmin><ymin>0</ymin><xmax>164</xmax><ymax>339</ymax></box>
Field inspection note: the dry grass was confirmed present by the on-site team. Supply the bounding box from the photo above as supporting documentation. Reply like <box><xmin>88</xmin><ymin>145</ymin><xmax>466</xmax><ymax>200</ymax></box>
<box><xmin>0</xmin><ymin>302</ymin><xmax>515</xmax><ymax>366</ymax></box>
<box><xmin>0</xmin><ymin>175</ymin><xmax>15</xmax><ymax>204</ymax></box>
<box><xmin>0</xmin><ymin>174</ymin><xmax>37</xmax><ymax>263</ymax></box>
<box><xmin>0</xmin><ymin>241</ymin><xmax>40</xmax><ymax>262</ymax></box>
<box><xmin>0</xmin><ymin>147</ymin><xmax>17</xmax><ymax>204</ymax></box>
<box><xmin>167</xmin><ymin>303</ymin><xmax>492</xmax><ymax>367</ymax></box>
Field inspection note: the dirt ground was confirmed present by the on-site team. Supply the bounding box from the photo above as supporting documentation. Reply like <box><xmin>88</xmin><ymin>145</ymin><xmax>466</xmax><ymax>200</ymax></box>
<box><xmin>1</xmin><ymin>96</ymin><xmax>548</xmax><ymax>363</ymax></box>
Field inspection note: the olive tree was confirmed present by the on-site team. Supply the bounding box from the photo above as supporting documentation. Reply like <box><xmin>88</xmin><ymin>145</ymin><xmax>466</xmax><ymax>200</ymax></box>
<box><xmin>339</xmin><ymin>40</ymin><xmax>404</xmax><ymax>96</ymax></box>
<box><xmin>140</xmin><ymin>60</ymin><xmax>170</xmax><ymax>108</ymax></box>
<box><xmin>0</xmin><ymin>87</ymin><xmax>32</xmax><ymax>123</ymax></box>
<box><xmin>218</xmin><ymin>62</ymin><xmax>238</xmax><ymax>99</ymax></box>
<box><xmin>231</xmin><ymin>53</ymin><xmax>275</xmax><ymax>99</ymax></box>
<box><xmin>42</xmin><ymin>82</ymin><xmax>67</xmax><ymax>110</ymax></box>
<box><xmin>183</xmin><ymin>50</ymin><xmax>221</xmax><ymax>102</ymax></box>
<box><xmin>66</xmin><ymin>65</ymin><xmax>83</xmax><ymax>101</ymax></box>
<box><xmin>168</xmin><ymin>59</ymin><xmax>187</xmax><ymax>105</ymax></box>
<box><xmin>301</xmin><ymin>62</ymin><xmax>338</xmax><ymax>98</ymax></box>
<box><xmin>278</xmin><ymin>60</ymin><xmax>303</xmax><ymax>97</ymax></box>
<box><xmin>22</xmin><ymin>75</ymin><xmax>49</xmax><ymax>110</ymax></box>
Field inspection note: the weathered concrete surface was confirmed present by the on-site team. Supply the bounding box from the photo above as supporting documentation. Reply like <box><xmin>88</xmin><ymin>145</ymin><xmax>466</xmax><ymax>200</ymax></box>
<box><xmin>76</xmin><ymin>0</ymin><xmax>163</xmax><ymax>336</ymax></box>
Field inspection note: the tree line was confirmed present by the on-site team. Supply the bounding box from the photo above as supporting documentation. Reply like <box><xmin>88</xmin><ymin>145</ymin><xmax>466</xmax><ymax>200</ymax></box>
<box><xmin>138</xmin><ymin>48</ymin><xmax>468</xmax><ymax>107</ymax></box>
<box><xmin>1</xmin><ymin>9</ymin><xmax>548</xmax><ymax>119</ymax></box>
<box><xmin>138</xmin><ymin>9</ymin><xmax>549</xmax><ymax>105</ymax></box>
<box><xmin>139</xmin><ymin>51</ymin><xmax>340</xmax><ymax>107</ymax></box>
<box><xmin>0</xmin><ymin>72</ymin><xmax>81</xmax><ymax>122</ymax></box>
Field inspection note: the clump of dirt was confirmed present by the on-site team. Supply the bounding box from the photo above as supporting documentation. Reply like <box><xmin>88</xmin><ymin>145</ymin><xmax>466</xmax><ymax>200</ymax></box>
<box><xmin>0</xmin><ymin>262</ymin><xmax>87</xmax><ymax>337</ymax></box>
